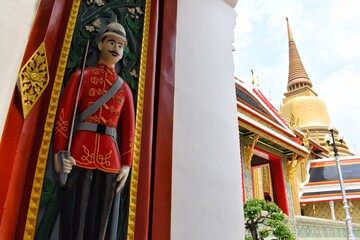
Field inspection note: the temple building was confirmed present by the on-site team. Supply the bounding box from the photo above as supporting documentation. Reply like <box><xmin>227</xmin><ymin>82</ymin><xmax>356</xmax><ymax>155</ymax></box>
<box><xmin>238</xmin><ymin>17</ymin><xmax>360</xmax><ymax>238</ymax></box>
<box><xmin>281</xmin><ymin>18</ymin><xmax>351</xmax><ymax>156</ymax></box>
<box><xmin>281</xmin><ymin>18</ymin><xmax>360</xmax><ymax>227</ymax></box>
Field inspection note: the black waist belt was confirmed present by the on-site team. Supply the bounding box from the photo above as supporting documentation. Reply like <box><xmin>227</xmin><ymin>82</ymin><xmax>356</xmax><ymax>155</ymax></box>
<box><xmin>77</xmin><ymin>122</ymin><xmax>117</xmax><ymax>138</ymax></box>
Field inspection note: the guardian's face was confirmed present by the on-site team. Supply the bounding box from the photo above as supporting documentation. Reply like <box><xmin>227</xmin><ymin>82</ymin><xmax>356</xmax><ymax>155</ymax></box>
<box><xmin>98</xmin><ymin>36</ymin><xmax>125</xmax><ymax>66</ymax></box>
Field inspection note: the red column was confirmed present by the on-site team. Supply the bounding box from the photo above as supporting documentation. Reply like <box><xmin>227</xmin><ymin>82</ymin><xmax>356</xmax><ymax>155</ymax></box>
<box><xmin>150</xmin><ymin>0</ymin><xmax>177</xmax><ymax>239</ymax></box>
<box><xmin>0</xmin><ymin>0</ymin><xmax>71</xmax><ymax>238</ymax></box>
<box><xmin>133</xmin><ymin>0</ymin><xmax>159</xmax><ymax>239</ymax></box>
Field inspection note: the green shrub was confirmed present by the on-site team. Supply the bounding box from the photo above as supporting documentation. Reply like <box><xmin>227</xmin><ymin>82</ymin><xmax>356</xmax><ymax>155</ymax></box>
<box><xmin>244</xmin><ymin>199</ymin><xmax>295</xmax><ymax>240</ymax></box>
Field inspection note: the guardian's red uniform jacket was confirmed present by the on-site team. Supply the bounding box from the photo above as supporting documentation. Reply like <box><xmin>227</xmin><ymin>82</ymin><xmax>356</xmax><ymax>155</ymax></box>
<box><xmin>53</xmin><ymin>64</ymin><xmax>135</xmax><ymax>173</ymax></box>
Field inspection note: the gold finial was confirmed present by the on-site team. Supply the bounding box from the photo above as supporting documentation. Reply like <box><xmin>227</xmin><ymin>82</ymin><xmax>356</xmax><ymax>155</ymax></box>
<box><xmin>286</xmin><ymin>17</ymin><xmax>312</xmax><ymax>91</ymax></box>
<box><xmin>286</xmin><ymin>17</ymin><xmax>294</xmax><ymax>42</ymax></box>
<box><xmin>303</xmin><ymin>130</ymin><xmax>310</xmax><ymax>149</ymax></box>
<box><xmin>251</xmin><ymin>69</ymin><xmax>255</xmax><ymax>85</ymax></box>
<box><xmin>289</xmin><ymin>113</ymin><xmax>296</xmax><ymax>131</ymax></box>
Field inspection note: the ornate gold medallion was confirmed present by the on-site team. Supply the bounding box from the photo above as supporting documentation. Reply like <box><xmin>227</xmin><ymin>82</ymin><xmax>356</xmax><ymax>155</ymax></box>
<box><xmin>19</xmin><ymin>42</ymin><xmax>49</xmax><ymax>118</ymax></box>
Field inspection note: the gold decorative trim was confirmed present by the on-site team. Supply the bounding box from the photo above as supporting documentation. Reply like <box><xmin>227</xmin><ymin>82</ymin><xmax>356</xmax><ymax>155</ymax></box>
<box><xmin>127</xmin><ymin>0</ymin><xmax>151</xmax><ymax>238</ymax></box>
<box><xmin>239</xmin><ymin>120</ymin><xmax>309</xmax><ymax>158</ymax></box>
<box><xmin>239</xmin><ymin>108</ymin><xmax>290</xmax><ymax>139</ymax></box>
<box><xmin>302</xmin><ymin>129</ymin><xmax>310</xmax><ymax>149</ymax></box>
<box><xmin>19</xmin><ymin>42</ymin><xmax>50</xmax><ymax>118</ymax></box>
<box><xmin>244</xmin><ymin>135</ymin><xmax>259</xmax><ymax>170</ymax></box>
<box><xmin>286</xmin><ymin>154</ymin><xmax>302</xmax><ymax>185</ymax></box>
<box><xmin>23</xmin><ymin>0</ymin><xmax>82</xmax><ymax>239</ymax></box>
<box><xmin>289</xmin><ymin>113</ymin><xmax>300</xmax><ymax>132</ymax></box>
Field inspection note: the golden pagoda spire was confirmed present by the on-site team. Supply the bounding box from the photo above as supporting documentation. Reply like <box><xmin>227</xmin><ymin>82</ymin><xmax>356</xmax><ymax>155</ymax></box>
<box><xmin>286</xmin><ymin>17</ymin><xmax>313</xmax><ymax>92</ymax></box>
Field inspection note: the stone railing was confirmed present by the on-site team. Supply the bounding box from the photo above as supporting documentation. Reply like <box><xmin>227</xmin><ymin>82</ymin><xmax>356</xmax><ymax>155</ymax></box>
<box><xmin>295</xmin><ymin>216</ymin><xmax>360</xmax><ymax>239</ymax></box>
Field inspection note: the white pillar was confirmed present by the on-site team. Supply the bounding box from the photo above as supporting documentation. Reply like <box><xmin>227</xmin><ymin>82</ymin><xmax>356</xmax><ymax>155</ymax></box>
<box><xmin>172</xmin><ymin>0</ymin><xmax>244</xmax><ymax>239</ymax></box>
<box><xmin>329</xmin><ymin>201</ymin><xmax>336</xmax><ymax>220</ymax></box>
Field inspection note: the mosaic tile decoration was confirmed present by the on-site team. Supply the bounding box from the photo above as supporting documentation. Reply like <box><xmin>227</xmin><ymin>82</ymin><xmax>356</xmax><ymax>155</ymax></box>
<box><xmin>241</xmin><ymin>138</ymin><xmax>255</xmax><ymax>200</ymax></box>
<box><xmin>295</xmin><ymin>216</ymin><xmax>360</xmax><ymax>239</ymax></box>
<box><xmin>281</xmin><ymin>156</ymin><xmax>297</xmax><ymax>236</ymax></box>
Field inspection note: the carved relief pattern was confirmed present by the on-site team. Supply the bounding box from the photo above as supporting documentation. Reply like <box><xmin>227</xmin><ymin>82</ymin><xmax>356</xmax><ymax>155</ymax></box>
<box><xmin>19</xmin><ymin>42</ymin><xmax>49</xmax><ymax>118</ymax></box>
<box><xmin>24</xmin><ymin>0</ymin><xmax>150</xmax><ymax>239</ymax></box>
<box><xmin>244</xmin><ymin>135</ymin><xmax>259</xmax><ymax>170</ymax></box>
<box><xmin>286</xmin><ymin>154</ymin><xmax>301</xmax><ymax>185</ymax></box>
<box><xmin>23</xmin><ymin>0</ymin><xmax>82</xmax><ymax>239</ymax></box>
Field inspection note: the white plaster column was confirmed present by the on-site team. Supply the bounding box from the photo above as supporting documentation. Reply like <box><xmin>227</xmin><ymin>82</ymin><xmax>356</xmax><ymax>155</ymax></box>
<box><xmin>172</xmin><ymin>0</ymin><xmax>244</xmax><ymax>239</ymax></box>
<box><xmin>330</xmin><ymin>201</ymin><xmax>336</xmax><ymax>220</ymax></box>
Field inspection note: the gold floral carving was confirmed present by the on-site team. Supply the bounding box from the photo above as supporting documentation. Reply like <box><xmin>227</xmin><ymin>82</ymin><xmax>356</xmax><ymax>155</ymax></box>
<box><xmin>244</xmin><ymin>135</ymin><xmax>259</xmax><ymax>170</ymax></box>
<box><xmin>315</xmin><ymin>131</ymin><xmax>319</xmax><ymax>142</ymax></box>
<box><xmin>127</xmin><ymin>1</ymin><xmax>151</xmax><ymax>238</ymax></box>
<box><xmin>289</xmin><ymin>113</ymin><xmax>298</xmax><ymax>131</ymax></box>
<box><xmin>286</xmin><ymin>154</ymin><xmax>302</xmax><ymax>185</ymax></box>
<box><xmin>303</xmin><ymin>129</ymin><xmax>310</xmax><ymax>149</ymax></box>
<box><xmin>19</xmin><ymin>42</ymin><xmax>49</xmax><ymax>118</ymax></box>
<box><xmin>23</xmin><ymin>0</ymin><xmax>82</xmax><ymax>239</ymax></box>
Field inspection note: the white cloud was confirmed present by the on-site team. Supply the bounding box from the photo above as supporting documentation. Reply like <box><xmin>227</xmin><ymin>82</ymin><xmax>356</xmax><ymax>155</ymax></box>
<box><xmin>234</xmin><ymin>4</ymin><xmax>253</xmax><ymax>49</ymax></box>
<box><xmin>325</xmin><ymin>0</ymin><xmax>360</xmax><ymax>59</ymax></box>
<box><xmin>330</xmin><ymin>0</ymin><xmax>360</xmax><ymax>23</ymax></box>
<box><xmin>317</xmin><ymin>66</ymin><xmax>360</xmax><ymax>153</ymax></box>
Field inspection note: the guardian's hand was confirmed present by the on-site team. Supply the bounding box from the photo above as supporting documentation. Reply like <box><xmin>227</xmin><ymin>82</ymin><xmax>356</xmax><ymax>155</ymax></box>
<box><xmin>54</xmin><ymin>152</ymin><xmax>76</xmax><ymax>173</ymax></box>
<box><xmin>54</xmin><ymin>151</ymin><xmax>76</xmax><ymax>186</ymax></box>
<box><xmin>63</xmin><ymin>156</ymin><xmax>76</xmax><ymax>174</ymax></box>
<box><xmin>116</xmin><ymin>166</ymin><xmax>130</xmax><ymax>192</ymax></box>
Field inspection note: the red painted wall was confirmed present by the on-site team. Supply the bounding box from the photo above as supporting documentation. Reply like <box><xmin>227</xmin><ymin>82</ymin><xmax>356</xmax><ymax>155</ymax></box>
<box><xmin>269</xmin><ymin>154</ymin><xmax>290</xmax><ymax>215</ymax></box>
<box><xmin>0</xmin><ymin>0</ymin><xmax>71</xmax><ymax>239</ymax></box>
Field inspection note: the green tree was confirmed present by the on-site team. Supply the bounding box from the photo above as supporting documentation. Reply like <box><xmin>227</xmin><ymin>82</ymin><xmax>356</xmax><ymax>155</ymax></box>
<box><xmin>244</xmin><ymin>199</ymin><xmax>295</xmax><ymax>240</ymax></box>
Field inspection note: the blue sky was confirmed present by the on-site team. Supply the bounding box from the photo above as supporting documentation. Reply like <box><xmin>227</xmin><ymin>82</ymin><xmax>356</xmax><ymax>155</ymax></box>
<box><xmin>233</xmin><ymin>0</ymin><xmax>360</xmax><ymax>154</ymax></box>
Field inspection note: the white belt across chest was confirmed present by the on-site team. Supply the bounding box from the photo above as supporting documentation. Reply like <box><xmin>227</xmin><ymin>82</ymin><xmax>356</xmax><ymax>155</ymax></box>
<box><xmin>76</xmin><ymin>76</ymin><xmax>123</xmax><ymax>138</ymax></box>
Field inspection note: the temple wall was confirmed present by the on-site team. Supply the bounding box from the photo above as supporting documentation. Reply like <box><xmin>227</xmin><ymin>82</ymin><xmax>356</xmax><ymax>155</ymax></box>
<box><xmin>172</xmin><ymin>0</ymin><xmax>244</xmax><ymax>239</ymax></box>
<box><xmin>0</xmin><ymin>0</ymin><xmax>38</xmax><ymax>141</ymax></box>
<box><xmin>302</xmin><ymin>200</ymin><xmax>360</xmax><ymax>223</ymax></box>
<box><xmin>295</xmin><ymin>216</ymin><xmax>360</xmax><ymax>239</ymax></box>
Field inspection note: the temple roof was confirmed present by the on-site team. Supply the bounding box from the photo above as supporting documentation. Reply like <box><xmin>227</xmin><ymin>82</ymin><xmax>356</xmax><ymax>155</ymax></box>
<box><xmin>236</xmin><ymin>78</ymin><xmax>309</xmax><ymax>157</ymax></box>
<box><xmin>299</xmin><ymin>156</ymin><xmax>360</xmax><ymax>203</ymax></box>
